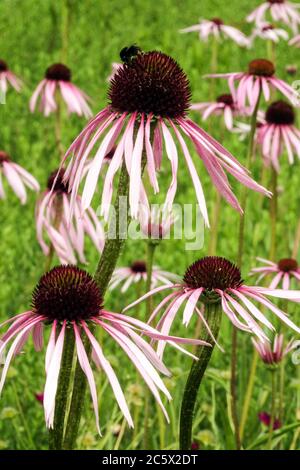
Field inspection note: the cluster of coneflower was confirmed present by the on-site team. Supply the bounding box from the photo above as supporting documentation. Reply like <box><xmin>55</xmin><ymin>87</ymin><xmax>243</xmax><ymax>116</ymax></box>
<box><xmin>1</xmin><ymin>0</ymin><xmax>300</xmax><ymax>452</ymax></box>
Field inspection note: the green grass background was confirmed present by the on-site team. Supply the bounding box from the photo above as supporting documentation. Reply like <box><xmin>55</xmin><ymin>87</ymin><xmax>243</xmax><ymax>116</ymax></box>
<box><xmin>0</xmin><ymin>0</ymin><xmax>299</xmax><ymax>450</ymax></box>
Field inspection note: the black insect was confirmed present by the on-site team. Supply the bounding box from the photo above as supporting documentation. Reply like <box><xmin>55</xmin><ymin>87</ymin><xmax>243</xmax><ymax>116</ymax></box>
<box><xmin>120</xmin><ymin>45</ymin><xmax>142</xmax><ymax>64</ymax></box>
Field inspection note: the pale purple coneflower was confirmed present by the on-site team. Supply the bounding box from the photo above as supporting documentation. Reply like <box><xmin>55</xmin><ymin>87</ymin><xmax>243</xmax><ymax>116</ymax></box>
<box><xmin>251</xmin><ymin>257</ymin><xmax>300</xmax><ymax>289</ymax></box>
<box><xmin>30</xmin><ymin>63</ymin><xmax>92</xmax><ymax>118</ymax></box>
<box><xmin>288</xmin><ymin>34</ymin><xmax>300</xmax><ymax>46</ymax></box>
<box><xmin>0</xmin><ymin>266</ymin><xmax>207</xmax><ymax>432</ymax></box>
<box><xmin>0</xmin><ymin>59</ymin><xmax>23</xmax><ymax>100</ymax></box>
<box><xmin>60</xmin><ymin>48</ymin><xmax>270</xmax><ymax>227</ymax></box>
<box><xmin>191</xmin><ymin>94</ymin><xmax>245</xmax><ymax>130</ymax></box>
<box><xmin>0</xmin><ymin>151</ymin><xmax>39</xmax><ymax>204</ymax></box>
<box><xmin>252</xmin><ymin>333</ymin><xmax>295</xmax><ymax>366</ymax></box>
<box><xmin>247</xmin><ymin>1</ymin><xmax>300</xmax><ymax>34</ymax></box>
<box><xmin>207</xmin><ymin>59</ymin><xmax>297</xmax><ymax>109</ymax></box>
<box><xmin>257</xmin><ymin>100</ymin><xmax>300</xmax><ymax>171</ymax></box>
<box><xmin>109</xmin><ymin>260</ymin><xmax>180</xmax><ymax>293</ymax></box>
<box><xmin>180</xmin><ymin>18</ymin><xmax>249</xmax><ymax>46</ymax></box>
<box><xmin>250</xmin><ymin>22</ymin><xmax>289</xmax><ymax>43</ymax></box>
<box><xmin>124</xmin><ymin>256</ymin><xmax>300</xmax><ymax>357</ymax></box>
<box><xmin>36</xmin><ymin>169</ymin><xmax>104</xmax><ymax>265</ymax></box>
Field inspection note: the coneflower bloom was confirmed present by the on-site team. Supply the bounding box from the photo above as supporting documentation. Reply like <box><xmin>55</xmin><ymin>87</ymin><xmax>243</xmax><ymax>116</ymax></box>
<box><xmin>258</xmin><ymin>412</ymin><xmax>281</xmax><ymax>429</ymax></box>
<box><xmin>289</xmin><ymin>34</ymin><xmax>300</xmax><ymax>46</ymax></box>
<box><xmin>0</xmin><ymin>151</ymin><xmax>39</xmax><ymax>204</ymax></box>
<box><xmin>36</xmin><ymin>169</ymin><xmax>104</xmax><ymax>265</ymax></box>
<box><xmin>257</xmin><ymin>101</ymin><xmax>300</xmax><ymax>171</ymax></box>
<box><xmin>30</xmin><ymin>63</ymin><xmax>92</xmax><ymax>118</ymax></box>
<box><xmin>207</xmin><ymin>59</ymin><xmax>297</xmax><ymax>109</ymax></box>
<box><xmin>191</xmin><ymin>94</ymin><xmax>243</xmax><ymax>130</ymax></box>
<box><xmin>251</xmin><ymin>257</ymin><xmax>300</xmax><ymax>289</ymax></box>
<box><xmin>250</xmin><ymin>23</ymin><xmax>289</xmax><ymax>43</ymax></box>
<box><xmin>61</xmin><ymin>48</ymin><xmax>269</xmax><ymax>227</ymax></box>
<box><xmin>124</xmin><ymin>256</ymin><xmax>300</xmax><ymax>356</ymax></box>
<box><xmin>0</xmin><ymin>59</ymin><xmax>23</xmax><ymax>101</ymax></box>
<box><xmin>0</xmin><ymin>265</ymin><xmax>208</xmax><ymax>431</ymax></box>
<box><xmin>109</xmin><ymin>260</ymin><xmax>179</xmax><ymax>293</ymax></box>
<box><xmin>252</xmin><ymin>333</ymin><xmax>295</xmax><ymax>366</ymax></box>
<box><xmin>180</xmin><ymin>18</ymin><xmax>249</xmax><ymax>46</ymax></box>
<box><xmin>139</xmin><ymin>201</ymin><xmax>175</xmax><ymax>240</ymax></box>
<box><xmin>247</xmin><ymin>1</ymin><xmax>300</xmax><ymax>34</ymax></box>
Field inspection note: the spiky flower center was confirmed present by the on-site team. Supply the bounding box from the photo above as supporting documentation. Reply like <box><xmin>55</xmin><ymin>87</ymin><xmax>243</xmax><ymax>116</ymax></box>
<box><xmin>278</xmin><ymin>258</ymin><xmax>298</xmax><ymax>272</ymax></box>
<box><xmin>32</xmin><ymin>266</ymin><xmax>103</xmax><ymax>322</ymax></box>
<box><xmin>45</xmin><ymin>63</ymin><xmax>71</xmax><ymax>82</ymax></box>
<box><xmin>286</xmin><ymin>65</ymin><xmax>297</xmax><ymax>76</ymax></box>
<box><xmin>0</xmin><ymin>151</ymin><xmax>10</xmax><ymax>165</ymax></box>
<box><xmin>211</xmin><ymin>18</ymin><xmax>224</xmax><ymax>26</ymax></box>
<box><xmin>268</xmin><ymin>0</ymin><xmax>284</xmax><ymax>4</ymax></box>
<box><xmin>248</xmin><ymin>59</ymin><xmax>275</xmax><ymax>77</ymax></box>
<box><xmin>131</xmin><ymin>260</ymin><xmax>147</xmax><ymax>273</ymax></box>
<box><xmin>183</xmin><ymin>256</ymin><xmax>243</xmax><ymax>291</ymax></box>
<box><xmin>0</xmin><ymin>60</ymin><xmax>8</xmax><ymax>72</ymax></box>
<box><xmin>266</xmin><ymin>100</ymin><xmax>295</xmax><ymax>125</ymax></box>
<box><xmin>262</xmin><ymin>24</ymin><xmax>274</xmax><ymax>31</ymax></box>
<box><xmin>217</xmin><ymin>94</ymin><xmax>234</xmax><ymax>107</ymax></box>
<box><xmin>108</xmin><ymin>50</ymin><xmax>191</xmax><ymax>118</ymax></box>
<box><xmin>47</xmin><ymin>168</ymin><xmax>69</xmax><ymax>193</ymax></box>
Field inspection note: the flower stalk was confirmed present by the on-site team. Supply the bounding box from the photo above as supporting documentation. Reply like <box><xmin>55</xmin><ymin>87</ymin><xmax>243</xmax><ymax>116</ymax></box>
<box><xmin>179</xmin><ymin>301</ymin><xmax>222</xmax><ymax>450</ymax></box>
<box><xmin>49</xmin><ymin>326</ymin><xmax>75</xmax><ymax>450</ymax></box>
<box><xmin>232</xmin><ymin>87</ymin><xmax>262</xmax><ymax>450</ymax></box>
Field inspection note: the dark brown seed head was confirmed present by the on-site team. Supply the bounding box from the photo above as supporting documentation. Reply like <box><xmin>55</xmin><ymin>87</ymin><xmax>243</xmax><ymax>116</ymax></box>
<box><xmin>0</xmin><ymin>60</ymin><xmax>8</xmax><ymax>72</ymax></box>
<box><xmin>248</xmin><ymin>59</ymin><xmax>275</xmax><ymax>77</ymax></box>
<box><xmin>0</xmin><ymin>151</ymin><xmax>10</xmax><ymax>165</ymax></box>
<box><xmin>47</xmin><ymin>168</ymin><xmax>69</xmax><ymax>193</ymax></box>
<box><xmin>211</xmin><ymin>18</ymin><xmax>224</xmax><ymax>27</ymax></box>
<box><xmin>45</xmin><ymin>63</ymin><xmax>71</xmax><ymax>82</ymax></box>
<box><xmin>262</xmin><ymin>24</ymin><xmax>274</xmax><ymax>32</ymax></box>
<box><xmin>108</xmin><ymin>50</ymin><xmax>191</xmax><ymax>118</ymax></box>
<box><xmin>32</xmin><ymin>265</ymin><xmax>103</xmax><ymax>322</ymax></box>
<box><xmin>183</xmin><ymin>256</ymin><xmax>243</xmax><ymax>291</ymax></box>
<box><xmin>268</xmin><ymin>0</ymin><xmax>284</xmax><ymax>4</ymax></box>
<box><xmin>131</xmin><ymin>260</ymin><xmax>147</xmax><ymax>273</ymax></box>
<box><xmin>216</xmin><ymin>94</ymin><xmax>234</xmax><ymax>107</ymax></box>
<box><xmin>266</xmin><ymin>100</ymin><xmax>295</xmax><ymax>125</ymax></box>
<box><xmin>278</xmin><ymin>258</ymin><xmax>298</xmax><ymax>272</ymax></box>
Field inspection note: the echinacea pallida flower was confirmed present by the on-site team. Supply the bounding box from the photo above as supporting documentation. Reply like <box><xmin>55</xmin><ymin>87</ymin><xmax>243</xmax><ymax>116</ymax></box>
<box><xmin>0</xmin><ymin>266</ymin><xmax>208</xmax><ymax>432</ymax></box>
<box><xmin>180</xmin><ymin>18</ymin><xmax>249</xmax><ymax>47</ymax></box>
<box><xmin>0</xmin><ymin>59</ymin><xmax>23</xmax><ymax>100</ymax></box>
<box><xmin>250</xmin><ymin>23</ymin><xmax>289</xmax><ymax>43</ymax></box>
<box><xmin>109</xmin><ymin>260</ymin><xmax>179</xmax><ymax>293</ymax></box>
<box><xmin>0</xmin><ymin>151</ymin><xmax>39</xmax><ymax>204</ymax></box>
<box><xmin>208</xmin><ymin>59</ymin><xmax>297</xmax><ymax>109</ymax></box>
<box><xmin>30</xmin><ymin>63</ymin><xmax>92</xmax><ymax>118</ymax></box>
<box><xmin>124</xmin><ymin>256</ymin><xmax>300</xmax><ymax>356</ymax></box>
<box><xmin>36</xmin><ymin>169</ymin><xmax>104</xmax><ymax>265</ymax></box>
<box><xmin>252</xmin><ymin>333</ymin><xmax>296</xmax><ymax>366</ymax></box>
<box><xmin>257</xmin><ymin>101</ymin><xmax>300</xmax><ymax>171</ymax></box>
<box><xmin>247</xmin><ymin>1</ymin><xmax>300</xmax><ymax>34</ymax></box>
<box><xmin>251</xmin><ymin>257</ymin><xmax>300</xmax><ymax>289</ymax></box>
<box><xmin>191</xmin><ymin>94</ymin><xmax>244</xmax><ymax>130</ymax></box>
<box><xmin>61</xmin><ymin>48</ymin><xmax>269</xmax><ymax>227</ymax></box>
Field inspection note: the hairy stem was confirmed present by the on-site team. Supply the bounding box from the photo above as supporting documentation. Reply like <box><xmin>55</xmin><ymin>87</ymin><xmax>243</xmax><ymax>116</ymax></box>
<box><xmin>49</xmin><ymin>326</ymin><xmax>75</xmax><ymax>449</ymax></box>
<box><xmin>179</xmin><ymin>301</ymin><xmax>222</xmax><ymax>450</ymax></box>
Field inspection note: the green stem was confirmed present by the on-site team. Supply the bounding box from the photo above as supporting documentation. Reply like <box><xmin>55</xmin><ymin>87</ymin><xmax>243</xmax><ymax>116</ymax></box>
<box><xmin>143</xmin><ymin>240</ymin><xmax>159</xmax><ymax>449</ymax></box>
<box><xmin>61</xmin><ymin>0</ymin><xmax>71</xmax><ymax>63</ymax></box>
<box><xmin>269</xmin><ymin>168</ymin><xmax>278</xmax><ymax>261</ymax></box>
<box><xmin>62</xmin><ymin>161</ymin><xmax>130</xmax><ymax>449</ymax></box>
<box><xmin>231</xmin><ymin>88</ymin><xmax>262</xmax><ymax>451</ymax></box>
<box><xmin>268</xmin><ymin>370</ymin><xmax>277</xmax><ymax>450</ymax></box>
<box><xmin>239</xmin><ymin>350</ymin><xmax>259</xmax><ymax>440</ymax></box>
<box><xmin>179</xmin><ymin>301</ymin><xmax>222</xmax><ymax>450</ymax></box>
<box><xmin>49</xmin><ymin>326</ymin><xmax>75</xmax><ymax>450</ymax></box>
